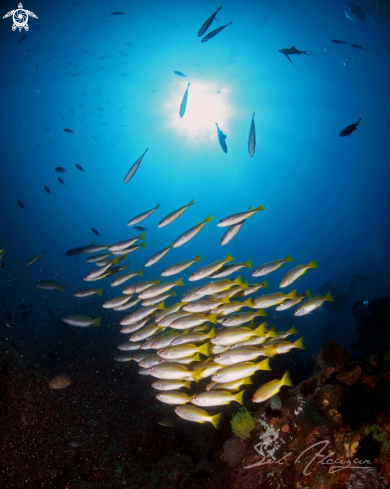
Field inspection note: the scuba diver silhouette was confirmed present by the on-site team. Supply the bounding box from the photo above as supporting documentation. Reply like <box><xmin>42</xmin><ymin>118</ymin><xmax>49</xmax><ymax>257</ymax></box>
<box><xmin>317</xmin><ymin>274</ymin><xmax>370</xmax><ymax>314</ymax></box>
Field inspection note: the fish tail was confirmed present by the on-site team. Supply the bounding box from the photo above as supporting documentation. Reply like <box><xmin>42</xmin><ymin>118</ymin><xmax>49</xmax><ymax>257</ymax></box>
<box><xmin>113</xmin><ymin>257</ymin><xmax>120</xmax><ymax>265</ymax></box>
<box><xmin>184</xmin><ymin>381</ymin><xmax>191</xmax><ymax>389</ymax></box>
<box><xmin>294</xmin><ymin>337</ymin><xmax>305</xmax><ymax>349</ymax></box>
<box><xmin>207</xmin><ymin>326</ymin><xmax>215</xmax><ymax>338</ymax></box>
<box><xmin>207</xmin><ymin>314</ymin><xmax>218</xmax><ymax>324</ymax></box>
<box><xmin>284</xmin><ymin>254</ymin><xmax>293</xmax><ymax>262</ymax></box>
<box><xmin>93</xmin><ymin>316</ymin><xmax>102</xmax><ymax>327</ymax></box>
<box><xmin>234</xmin><ymin>275</ymin><xmax>243</xmax><ymax>286</ymax></box>
<box><xmin>261</xmin><ymin>280</ymin><xmax>269</xmax><ymax>289</ymax></box>
<box><xmin>157</xmin><ymin>301</ymin><xmax>166</xmax><ymax>310</ymax></box>
<box><xmin>287</xmin><ymin>290</ymin><xmax>297</xmax><ymax>300</ymax></box>
<box><xmin>139</xmin><ymin>232</ymin><xmax>145</xmax><ymax>240</ymax></box>
<box><xmin>175</xmin><ymin>277</ymin><xmax>184</xmax><ymax>286</ymax></box>
<box><xmin>281</xmin><ymin>370</ymin><xmax>293</xmax><ymax>387</ymax></box>
<box><xmin>254</xmin><ymin>321</ymin><xmax>267</xmax><ymax>336</ymax></box>
<box><xmin>194</xmin><ymin>255</ymin><xmax>202</xmax><ymax>262</ymax></box>
<box><xmin>198</xmin><ymin>342</ymin><xmax>209</xmax><ymax>357</ymax></box>
<box><xmin>224</xmin><ymin>253</ymin><xmax>234</xmax><ymax>262</ymax></box>
<box><xmin>138</xmin><ymin>269</ymin><xmax>143</xmax><ymax>276</ymax></box>
<box><xmin>122</xmin><ymin>253</ymin><xmax>129</xmax><ymax>260</ymax></box>
<box><xmin>325</xmin><ymin>292</ymin><xmax>334</xmax><ymax>302</ymax></box>
<box><xmin>141</xmin><ymin>242</ymin><xmax>147</xmax><ymax>248</ymax></box>
<box><xmin>286</xmin><ymin>325</ymin><xmax>298</xmax><ymax>335</ymax></box>
<box><xmin>255</xmin><ymin>204</ymin><xmax>265</xmax><ymax>212</ymax></box>
<box><xmin>59</xmin><ymin>285</ymin><xmax>67</xmax><ymax>293</ymax></box>
<box><xmin>221</xmin><ymin>294</ymin><xmax>230</xmax><ymax>304</ymax></box>
<box><xmin>188</xmin><ymin>198</ymin><xmax>196</xmax><ymax>206</ymax></box>
<box><xmin>96</xmin><ymin>288</ymin><xmax>104</xmax><ymax>297</ymax></box>
<box><xmin>211</xmin><ymin>412</ymin><xmax>222</xmax><ymax>429</ymax></box>
<box><xmin>154</xmin><ymin>278</ymin><xmax>161</xmax><ymax>285</ymax></box>
<box><xmin>244</xmin><ymin>260</ymin><xmax>252</xmax><ymax>268</ymax></box>
<box><xmin>256</xmin><ymin>309</ymin><xmax>267</xmax><ymax>317</ymax></box>
<box><xmin>234</xmin><ymin>390</ymin><xmax>245</xmax><ymax>405</ymax></box>
<box><xmin>204</xmin><ymin>215</ymin><xmax>214</xmax><ymax>223</ymax></box>
<box><xmin>243</xmin><ymin>298</ymin><xmax>254</xmax><ymax>308</ymax></box>
<box><xmin>171</xmin><ymin>290</ymin><xmax>177</xmax><ymax>297</ymax></box>
<box><xmin>304</xmin><ymin>289</ymin><xmax>312</xmax><ymax>298</ymax></box>
<box><xmin>242</xmin><ymin>377</ymin><xmax>253</xmax><ymax>385</ymax></box>
<box><xmin>191</xmin><ymin>369</ymin><xmax>203</xmax><ymax>382</ymax></box>
<box><xmin>258</xmin><ymin>358</ymin><xmax>271</xmax><ymax>371</ymax></box>
<box><xmin>308</xmin><ymin>259</ymin><xmax>318</xmax><ymax>268</ymax></box>
<box><xmin>155</xmin><ymin>202</ymin><xmax>160</xmax><ymax>209</ymax></box>
<box><xmin>268</xmin><ymin>325</ymin><xmax>278</xmax><ymax>337</ymax></box>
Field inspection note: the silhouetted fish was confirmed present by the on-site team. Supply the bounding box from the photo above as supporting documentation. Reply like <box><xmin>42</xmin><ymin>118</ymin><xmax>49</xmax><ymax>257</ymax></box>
<box><xmin>44</xmin><ymin>186</ymin><xmax>51</xmax><ymax>195</ymax></box>
<box><xmin>18</xmin><ymin>201</ymin><xmax>25</xmax><ymax>209</ymax></box>
<box><xmin>198</xmin><ymin>5</ymin><xmax>222</xmax><ymax>37</ymax></box>
<box><xmin>279</xmin><ymin>46</ymin><xmax>315</xmax><ymax>66</ymax></box>
<box><xmin>19</xmin><ymin>34</ymin><xmax>27</xmax><ymax>43</ymax></box>
<box><xmin>111</xmin><ymin>11</ymin><xmax>125</xmax><ymax>15</ymax></box>
<box><xmin>58</xmin><ymin>177</ymin><xmax>66</xmax><ymax>185</ymax></box>
<box><xmin>133</xmin><ymin>226</ymin><xmax>148</xmax><ymax>231</ymax></box>
<box><xmin>339</xmin><ymin>118</ymin><xmax>362</xmax><ymax>137</ymax></box>
<box><xmin>55</xmin><ymin>167</ymin><xmax>66</xmax><ymax>173</ymax></box>
<box><xmin>201</xmin><ymin>21</ymin><xmax>233</xmax><ymax>43</ymax></box>
<box><xmin>331</xmin><ymin>39</ymin><xmax>348</xmax><ymax>44</ymax></box>
<box><xmin>174</xmin><ymin>71</ymin><xmax>187</xmax><ymax>77</ymax></box>
<box><xmin>180</xmin><ymin>83</ymin><xmax>190</xmax><ymax>118</ymax></box>
<box><xmin>351</xmin><ymin>44</ymin><xmax>366</xmax><ymax>51</ymax></box>
<box><xmin>215</xmin><ymin>123</ymin><xmax>227</xmax><ymax>153</ymax></box>
<box><xmin>75</xmin><ymin>163</ymin><xmax>86</xmax><ymax>172</ymax></box>
<box><xmin>91</xmin><ymin>228</ymin><xmax>101</xmax><ymax>236</ymax></box>
<box><xmin>63</xmin><ymin>128</ymin><xmax>74</xmax><ymax>133</ymax></box>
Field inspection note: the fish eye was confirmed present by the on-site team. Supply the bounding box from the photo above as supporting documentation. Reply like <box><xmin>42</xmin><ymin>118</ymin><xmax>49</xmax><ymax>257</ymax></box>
<box><xmin>175</xmin><ymin>407</ymin><xmax>179</xmax><ymax>412</ymax></box>
<box><xmin>216</xmin><ymin>355</ymin><xmax>221</xmax><ymax>359</ymax></box>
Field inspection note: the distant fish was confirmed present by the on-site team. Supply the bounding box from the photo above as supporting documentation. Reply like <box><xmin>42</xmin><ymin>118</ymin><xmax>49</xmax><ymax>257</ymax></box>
<box><xmin>19</xmin><ymin>34</ymin><xmax>27</xmax><ymax>43</ymax></box>
<box><xmin>127</xmin><ymin>202</ymin><xmax>160</xmax><ymax>226</ymax></box>
<box><xmin>172</xmin><ymin>215</ymin><xmax>213</xmax><ymax>248</ymax></box>
<box><xmin>57</xmin><ymin>177</ymin><xmax>66</xmax><ymax>185</ymax></box>
<box><xmin>55</xmin><ymin>166</ymin><xmax>66</xmax><ymax>173</ymax></box>
<box><xmin>124</xmin><ymin>148</ymin><xmax>148</xmax><ymax>184</ymax></box>
<box><xmin>133</xmin><ymin>226</ymin><xmax>148</xmax><ymax>231</ymax></box>
<box><xmin>331</xmin><ymin>39</ymin><xmax>349</xmax><ymax>43</ymax></box>
<box><xmin>215</xmin><ymin>123</ymin><xmax>227</xmax><ymax>153</ymax></box>
<box><xmin>158</xmin><ymin>199</ymin><xmax>195</xmax><ymax>228</ymax></box>
<box><xmin>62</xmin><ymin>315</ymin><xmax>101</xmax><ymax>327</ymax></box>
<box><xmin>111</xmin><ymin>11</ymin><xmax>125</xmax><ymax>15</ymax></box>
<box><xmin>278</xmin><ymin>46</ymin><xmax>315</xmax><ymax>66</ymax></box>
<box><xmin>44</xmin><ymin>186</ymin><xmax>51</xmax><ymax>195</ymax></box>
<box><xmin>248</xmin><ymin>113</ymin><xmax>256</xmax><ymax>157</ymax></box>
<box><xmin>75</xmin><ymin>163</ymin><xmax>86</xmax><ymax>172</ymax></box>
<box><xmin>63</xmin><ymin>128</ymin><xmax>74</xmax><ymax>133</ymax></box>
<box><xmin>218</xmin><ymin>205</ymin><xmax>264</xmax><ymax>227</ymax></box>
<box><xmin>35</xmin><ymin>280</ymin><xmax>66</xmax><ymax>292</ymax></box>
<box><xmin>351</xmin><ymin>43</ymin><xmax>366</xmax><ymax>51</ymax></box>
<box><xmin>74</xmin><ymin>288</ymin><xmax>103</xmax><ymax>298</ymax></box>
<box><xmin>174</xmin><ymin>71</ymin><xmax>188</xmax><ymax>77</ymax></box>
<box><xmin>339</xmin><ymin>118</ymin><xmax>362</xmax><ymax>137</ymax></box>
<box><xmin>17</xmin><ymin>200</ymin><xmax>25</xmax><ymax>209</ymax></box>
<box><xmin>198</xmin><ymin>5</ymin><xmax>222</xmax><ymax>37</ymax></box>
<box><xmin>91</xmin><ymin>228</ymin><xmax>100</xmax><ymax>236</ymax></box>
<box><xmin>179</xmin><ymin>83</ymin><xmax>190</xmax><ymax>118</ymax></box>
<box><xmin>201</xmin><ymin>21</ymin><xmax>233</xmax><ymax>43</ymax></box>
<box><xmin>27</xmin><ymin>250</ymin><xmax>47</xmax><ymax>266</ymax></box>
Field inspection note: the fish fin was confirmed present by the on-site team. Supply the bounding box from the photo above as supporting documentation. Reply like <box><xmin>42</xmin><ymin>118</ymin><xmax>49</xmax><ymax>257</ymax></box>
<box><xmin>234</xmin><ymin>390</ymin><xmax>245</xmax><ymax>405</ymax></box>
<box><xmin>244</xmin><ymin>260</ymin><xmax>252</xmax><ymax>268</ymax></box>
<box><xmin>304</xmin><ymin>289</ymin><xmax>311</xmax><ymax>298</ymax></box>
<box><xmin>96</xmin><ymin>288</ymin><xmax>104</xmax><ymax>297</ymax></box>
<box><xmin>171</xmin><ymin>290</ymin><xmax>176</xmax><ymax>297</ymax></box>
<box><xmin>261</xmin><ymin>280</ymin><xmax>269</xmax><ymax>289</ymax></box>
<box><xmin>175</xmin><ymin>277</ymin><xmax>184</xmax><ymax>286</ymax></box>
<box><xmin>294</xmin><ymin>337</ymin><xmax>305</xmax><ymax>349</ymax></box>
<box><xmin>59</xmin><ymin>285</ymin><xmax>67</xmax><ymax>293</ymax></box>
<box><xmin>243</xmin><ymin>298</ymin><xmax>254</xmax><ymax>308</ymax></box>
<box><xmin>138</xmin><ymin>232</ymin><xmax>145</xmax><ymax>240</ymax></box>
<box><xmin>308</xmin><ymin>259</ymin><xmax>318</xmax><ymax>268</ymax></box>
<box><xmin>207</xmin><ymin>327</ymin><xmax>215</xmax><ymax>338</ymax></box>
<box><xmin>325</xmin><ymin>292</ymin><xmax>334</xmax><ymax>302</ymax></box>
<box><xmin>138</xmin><ymin>269</ymin><xmax>143</xmax><ymax>276</ymax></box>
<box><xmin>258</xmin><ymin>358</ymin><xmax>271</xmax><ymax>370</ymax></box>
<box><xmin>256</xmin><ymin>309</ymin><xmax>267</xmax><ymax>317</ymax></box>
<box><xmin>281</xmin><ymin>370</ymin><xmax>293</xmax><ymax>387</ymax></box>
<box><xmin>255</xmin><ymin>205</ymin><xmax>265</xmax><ymax>212</ymax></box>
<box><xmin>286</xmin><ymin>326</ymin><xmax>298</xmax><ymax>336</ymax></box>
<box><xmin>154</xmin><ymin>278</ymin><xmax>161</xmax><ymax>285</ymax></box>
<box><xmin>122</xmin><ymin>264</ymin><xmax>129</xmax><ymax>270</ymax></box>
<box><xmin>155</xmin><ymin>202</ymin><xmax>160</xmax><ymax>209</ymax></box>
<box><xmin>194</xmin><ymin>255</ymin><xmax>202</xmax><ymax>262</ymax></box>
<box><xmin>248</xmin><ymin>204</ymin><xmax>253</xmax><ymax>210</ymax></box>
<box><xmin>141</xmin><ymin>242</ymin><xmax>147</xmax><ymax>248</ymax></box>
<box><xmin>157</xmin><ymin>301</ymin><xmax>166</xmax><ymax>310</ymax></box>
<box><xmin>233</xmin><ymin>275</ymin><xmax>243</xmax><ymax>286</ymax></box>
<box><xmin>204</xmin><ymin>215</ymin><xmax>214</xmax><ymax>223</ymax></box>
<box><xmin>263</xmin><ymin>347</ymin><xmax>275</xmax><ymax>358</ymax></box>
<box><xmin>184</xmin><ymin>381</ymin><xmax>191</xmax><ymax>388</ymax></box>
<box><xmin>221</xmin><ymin>294</ymin><xmax>231</xmax><ymax>304</ymax></box>
<box><xmin>284</xmin><ymin>254</ymin><xmax>293</xmax><ymax>262</ymax></box>
<box><xmin>191</xmin><ymin>369</ymin><xmax>203</xmax><ymax>382</ymax></box>
<box><xmin>198</xmin><ymin>342</ymin><xmax>209</xmax><ymax>356</ymax></box>
<box><xmin>188</xmin><ymin>199</ymin><xmax>196</xmax><ymax>206</ymax></box>
<box><xmin>268</xmin><ymin>325</ymin><xmax>278</xmax><ymax>338</ymax></box>
<box><xmin>211</xmin><ymin>412</ymin><xmax>222</xmax><ymax>429</ymax></box>
<box><xmin>224</xmin><ymin>253</ymin><xmax>234</xmax><ymax>262</ymax></box>
<box><xmin>254</xmin><ymin>321</ymin><xmax>267</xmax><ymax>336</ymax></box>
<box><xmin>287</xmin><ymin>290</ymin><xmax>297</xmax><ymax>300</ymax></box>
<box><xmin>191</xmin><ymin>353</ymin><xmax>201</xmax><ymax>362</ymax></box>
<box><xmin>113</xmin><ymin>257</ymin><xmax>120</xmax><ymax>265</ymax></box>
<box><xmin>122</xmin><ymin>253</ymin><xmax>129</xmax><ymax>260</ymax></box>
<box><xmin>207</xmin><ymin>314</ymin><xmax>218</xmax><ymax>324</ymax></box>
<box><xmin>93</xmin><ymin>316</ymin><xmax>102</xmax><ymax>327</ymax></box>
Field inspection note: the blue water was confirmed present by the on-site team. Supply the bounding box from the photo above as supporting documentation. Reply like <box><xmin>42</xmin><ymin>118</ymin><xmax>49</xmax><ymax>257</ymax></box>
<box><xmin>1</xmin><ymin>0</ymin><xmax>390</xmax><ymax>358</ymax></box>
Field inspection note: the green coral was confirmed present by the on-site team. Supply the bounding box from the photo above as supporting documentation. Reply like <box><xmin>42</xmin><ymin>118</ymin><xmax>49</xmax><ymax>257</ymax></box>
<box><xmin>365</xmin><ymin>424</ymin><xmax>390</xmax><ymax>453</ymax></box>
<box><xmin>231</xmin><ymin>408</ymin><xmax>257</xmax><ymax>440</ymax></box>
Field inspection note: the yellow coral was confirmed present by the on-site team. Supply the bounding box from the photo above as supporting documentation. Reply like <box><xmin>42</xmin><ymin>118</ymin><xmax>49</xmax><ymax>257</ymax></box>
<box><xmin>231</xmin><ymin>407</ymin><xmax>257</xmax><ymax>440</ymax></box>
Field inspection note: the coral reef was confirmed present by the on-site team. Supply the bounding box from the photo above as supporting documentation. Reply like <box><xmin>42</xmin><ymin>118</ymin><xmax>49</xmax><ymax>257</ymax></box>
<box><xmin>347</xmin><ymin>469</ymin><xmax>385</xmax><ymax>489</ymax></box>
<box><xmin>321</xmin><ymin>341</ymin><xmax>352</xmax><ymax>368</ymax></box>
<box><xmin>230</xmin><ymin>407</ymin><xmax>257</xmax><ymax>440</ymax></box>
<box><xmin>220</xmin><ymin>438</ymin><xmax>246</xmax><ymax>466</ymax></box>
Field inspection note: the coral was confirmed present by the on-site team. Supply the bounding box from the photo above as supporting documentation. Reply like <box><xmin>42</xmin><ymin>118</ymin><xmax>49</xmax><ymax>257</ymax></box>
<box><xmin>322</xmin><ymin>341</ymin><xmax>352</xmax><ymax>368</ymax></box>
<box><xmin>270</xmin><ymin>394</ymin><xmax>282</xmax><ymax>410</ymax></box>
<box><xmin>347</xmin><ymin>469</ymin><xmax>385</xmax><ymax>489</ymax></box>
<box><xmin>301</xmin><ymin>398</ymin><xmax>331</xmax><ymax>428</ymax></box>
<box><xmin>230</xmin><ymin>407</ymin><xmax>257</xmax><ymax>440</ymax></box>
<box><xmin>367</xmin><ymin>425</ymin><xmax>390</xmax><ymax>454</ymax></box>
<box><xmin>257</xmin><ymin>414</ymin><xmax>283</xmax><ymax>459</ymax></box>
<box><xmin>336</xmin><ymin>365</ymin><xmax>363</xmax><ymax>386</ymax></box>
<box><xmin>220</xmin><ymin>438</ymin><xmax>245</xmax><ymax>466</ymax></box>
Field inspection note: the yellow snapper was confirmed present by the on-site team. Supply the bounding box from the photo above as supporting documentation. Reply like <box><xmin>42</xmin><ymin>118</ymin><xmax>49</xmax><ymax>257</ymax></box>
<box><xmin>191</xmin><ymin>390</ymin><xmax>244</xmax><ymax>407</ymax></box>
<box><xmin>147</xmin><ymin>362</ymin><xmax>202</xmax><ymax>381</ymax></box>
<box><xmin>217</xmin><ymin>204</ymin><xmax>264</xmax><ymax>227</ymax></box>
<box><xmin>139</xmin><ymin>277</ymin><xmax>184</xmax><ymax>299</ymax></box>
<box><xmin>209</xmin><ymin>260</ymin><xmax>252</xmax><ymax>278</ymax></box>
<box><xmin>251</xmin><ymin>255</ymin><xmax>292</xmax><ymax>277</ymax></box>
<box><xmin>294</xmin><ymin>292</ymin><xmax>333</xmax><ymax>316</ymax></box>
<box><xmin>123</xmin><ymin>279</ymin><xmax>160</xmax><ymax>295</ymax></box>
<box><xmin>145</xmin><ymin>245</ymin><xmax>173</xmax><ymax>267</ymax></box>
<box><xmin>110</xmin><ymin>269</ymin><xmax>143</xmax><ymax>287</ymax></box>
<box><xmin>279</xmin><ymin>260</ymin><xmax>318</xmax><ymax>288</ymax></box>
<box><xmin>103</xmin><ymin>295</ymin><xmax>132</xmax><ymax>309</ymax></box>
<box><xmin>206</xmin><ymin>377</ymin><xmax>253</xmax><ymax>391</ymax></box>
<box><xmin>263</xmin><ymin>337</ymin><xmax>305</xmax><ymax>356</ymax></box>
<box><xmin>108</xmin><ymin>233</ymin><xmax>145</xmax><ymax>252</ymax></box>
<box><xmin>172</xmin><ymin>215</ymin><xmax>213</xmax><ymax>248</ymax></box>
<box><xmin>170</xmin><ymin>327</ymin><xmax>215</xmax><ymax>346</ymax></box>
<box><xmin>170</xmin><ymin>313</ymin><xmax>218</xmax><ymax>330</ymax></box>
<box><xmin>157</xmin><ymin>342</ymin><xmax>209</xmax><ymax>360</ymax></box>
<box><xmin>120</xmin><ymin>301</ymin><xmax>165</xmax><ymax>325</ymax></box>
<box><xmin>127</xmin><ymin>202</ymin><xmax>160</xmax><ymax>226</ymax></box>
<box><xmin>74</xmin><ymin>288</ymin><xmax>103</xmax><ymax>298</ymax></box>
<box><xmin>214</xmin><ymin>346</ymin><xmax>264</xmax><ymax>365</ymax></box>
<box><xmin>211</xmin><ymin>322</ymin><xmax>268</xmax><ymax>346</ymax></box>
<box><xmin>151</xmin><ymin>380</ymin><xmax>191</xmax><ymax>391</ymax></box>
<box><xmin>218</xmin><ymin>310</ymin><xmax>267</xmax><ymax>327</ymax></box>
<box><xmin>174</xmin><ymin>405</ymin><xmax>222</xmax><ymax>428</ymax></box>
<box><xmin>158</xmin><ymin>199</ymin><xmax>195</xmax><ymax>228</ymax></box>
<box><xmin>252</xmin><ymin>370</ymin><xmax>293</xmax><ymax>403</ymax></box>
<box><xmin>275</xmin><ymin>290</ymin><xmax>311</xmax><ymax>311</ymax></box>
<box><xmin>252</xmin><ymin>290</ymin><xmax>297</xmax><ymax>309</ymax></box>
<box><xmin>35</xmin><ymin>280</ymin><xmax>66</xmax><ymax>292</ymax></box>
<box><xmin>188</xmin><ymin>253</ymin><xmax>234</xmax><ymax>281</ymax></box>
<box><xmin>211</xmin><ymin>358</ymin><xmax>271</xmax><ymax>383</ymax></box>
<box><xmin>156</xmin><ymin>391</ymin><xmax>193</xmax><ymax>405</ymax></box>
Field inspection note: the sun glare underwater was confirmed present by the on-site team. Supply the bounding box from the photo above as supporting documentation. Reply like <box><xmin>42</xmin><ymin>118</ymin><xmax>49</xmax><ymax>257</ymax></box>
<box><xmin>1</xmin><ymin>0</ymin><xmax>390</xmax><ymax>487</ymax></box>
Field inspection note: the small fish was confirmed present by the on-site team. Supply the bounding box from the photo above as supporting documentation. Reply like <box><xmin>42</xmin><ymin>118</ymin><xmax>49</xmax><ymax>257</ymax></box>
<box><xmin>161</xmin><ymin>255</ymin><xmax>202</xmax><ymax>277</ymax></box>
<box><xmin>216</xmin><ymin>123</ymin><xmax>227</xmax><ymax>153</ymax></box>
<box><xmin>294</xmin><ymin>292</ymin><xmax>333</xmax><ymax>316</ymax></box>
<box><xmin>158</xmin><ymin>199</ymin><xmax>195</xmax><ymax>228</ymax></box>
<box><xmin>133</xmin><ymin>226</ymin><xmax>147</xmax><ymax>231</ymax></box>
<box><xmin>174</xmin><ymin>71</ymin><xmax>188</xmax><ymax>77</ymax></box>
<box><xmin>17</xmin><ymin>201</ymin><xmax>25</xmax><ymax>209</ymax></box>
<box><xmin>145</xmin><ymin>245</ymin><xmax>172</xmax><ymax>267</ymax></box>
<box><xmin>57</xmin><ymin>177</ymin><xmax>66</xmax><ymax>185</ymax></box>
<box><xmin>103</xmin><ymin>295</ymin><xmax>132</xmax><ymax>309</ymax></box>
<box><xmin>279</xmin><ymin>260</ymin><xmax>318</xmax><ymax>288</ymax></box>
<box><xmin>252</xmin><ymin>255</ymin><xmax>293</xmax><ymax>277</ymax></box>
<box><xmin>44</xmin><ymin>186</ymin><xmax>51</xmax><ymax>195</ymax></box>
<box><xmin>111</xmin><ymin>11</ymin><xmax>125</xmax><ymax>15</ymax></box>
<box><xmin>179</xmin><ymin>83</ymin><xmax>191</xmax><ymax>118</ymax></box>
<box><xmin>74</xmin><ymin>288</ymin><xmax>103</xmax><ymax>298</ymax></box>
<box><xmin>109</xmin><ymin>233</ymin><xmax>144</xmax><ymax>252</ymax></box>
<box><xmin>75</xmin><ymin>163</ymin><xmax>86</xmax><ymax>172</ymax></box>
<box><xmin>278</xmin><ymin>46</ymin><xmax>315</xmax><ymax>66</ymax></box>
<box><xmin>127</xmin><ymin>203</ymin><xmax>160</xmax><ymax>226</ymax></box>
<box><xmin>263</xmin><ymin>337</ymin><xmax>305</xmax><ymax>356</ymax></box>
<box><xmin>49</xmin><ymin>373</ymin><xmax>72</xmax><ymax>389</ymax></box>
<box><xmin>35</xmin><ymin>280</ymin><xmax>66</xmax><ymax>292</ymax></box>
<box><xmin>212</xmin><ymin>358</ymin><xmax>271</xmax><ymax>383</ymax></box>
<box><xmin>173</xmin><ymin>215</ymin><xmax>213</xmax><ymax>248</ymax></box>
<box><xmin>63</xmin><ymin>128</ymin><xmax>74</xmax><ymax>133</ymax></box>
<box><xmin>124</xmin><ymin>148</ymin><xmax>148</xmax><ymax>184</ymax></box>
<box><xmin>275</xmin><ymin>290</ymin><xmax>311</xmax><ymax>311</ymax></box>
<box><xmin>221</xmin><ymin>221</ymin><xmax>244</xmax><ymax>246</ymax></box>
<box><xmin>248</xmin><ymin>112</ymin><xmax>256</xmax><ymax>156</ymax></box>
<box><xmin>27</xmin><ymin>250</ymin><xmax>47</xmax><ymax>266</ymax></box>
<box><xmin>91</xmin><ymin>228</ymin><xmax>100</xmax><ymax>236</ymax></box>
<box><xmin>189</xmin><ymin>253</ymin><xmax>234</xmax><ymax>281</ymax></box>
<box><xmin>331</xmin><ymin>39</ymin><xmax>349</xmax><ymax>43</ymax></box>
<box><xmin>55</xmin><ymin>166</ymin><xmax>66</xmax><ymax>173</ymax></box>
<box><xmin>62</xmin><ymin>315</ymin><xmax>101</xmax><ymax>327</ymax></box>
<box><xmin>217</xmin><ymin>205</ymin><xmax>264</xmax><ymax>227</ymax></box>
<box><xmin>209</xmin><ymin>261</ymin><xmax>252</xmax><ymax>279</ymax></box>
<box><xmin>351</xmin><ymin>43</ymin><xmax>366</xmax><ymax>51</ymax></box>
<box><xmin>252</xmin><ymin>370</ymin><xmax>293</xmax><ymax>403</ymax></box>
<box><xmin>156</xmin><ymin>391</ymin><xmax>194</xmax><ymax>405</ymax></box>
<box><xmin>201</xmin><ymin>21</ymin><xmax>233</xmax><ymax>43</ymax></box>
<box><xmin>19</xmin><ymin>34</ymin><xmax>27</xmax><ymax>43</ymax></box>
<box><xmin>175</xmin><ymin>405</ymin><xmax>222</xmax><ymax>428</ymax></box>
<box><xmin>339</xmin><ymin>118</ymin><xmax>362</xmax><ymax>137</ymax></box>
<box><xmin>111</xmin><ymin>269</ymin><xmax>143</xmax><ymax>287</ymax></box>
<box><xmin>191</xmin><ymin>390</ymin><xmax>244</xmax><ymax>407</ymax></box>
<box><xmin>198</xmin><ymin>5</ymin><xmax>222</xmax><ymax>37</ymax></box>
